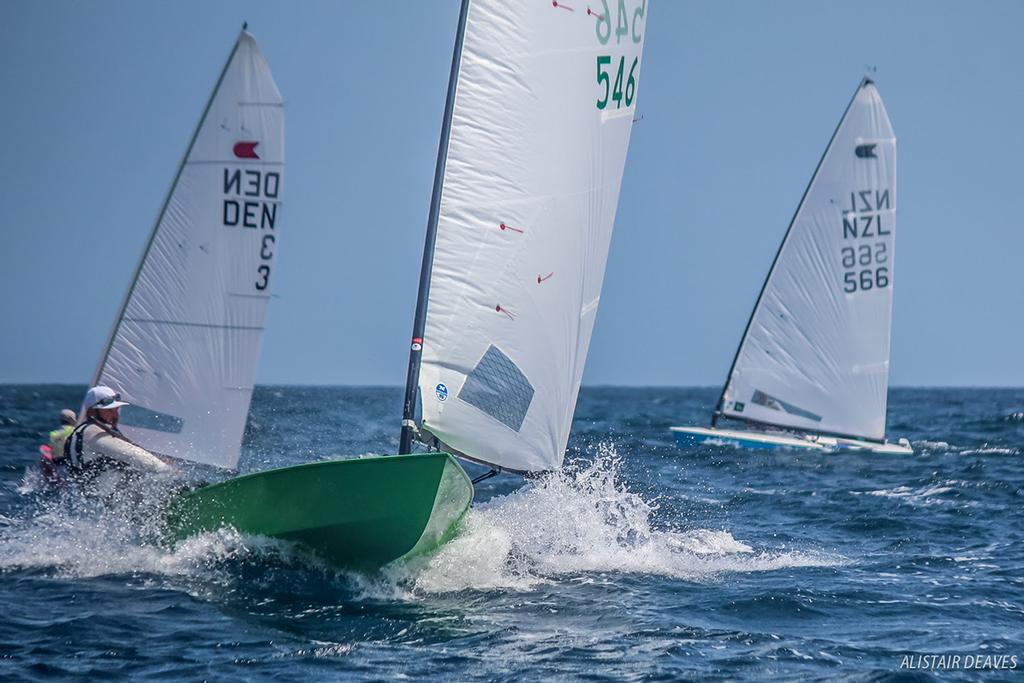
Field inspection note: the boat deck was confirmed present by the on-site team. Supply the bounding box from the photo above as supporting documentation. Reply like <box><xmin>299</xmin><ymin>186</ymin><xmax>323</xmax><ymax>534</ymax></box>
<box><xmin>671</xmin><ymin>426</ymin><xmax>913</xmax><ymax>454</ymax></box>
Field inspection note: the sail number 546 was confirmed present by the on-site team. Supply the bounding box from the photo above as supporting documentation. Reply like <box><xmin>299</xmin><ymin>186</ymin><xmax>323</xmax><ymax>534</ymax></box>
<box><xmin>597</xmin><ymin>55</ymin><xmax>637</xmax><ymax>110</ymax></box>
<box><xmin>594</xmin><ymin>0</ymin><xmax>645</xmax><ymax>45</ymax></box>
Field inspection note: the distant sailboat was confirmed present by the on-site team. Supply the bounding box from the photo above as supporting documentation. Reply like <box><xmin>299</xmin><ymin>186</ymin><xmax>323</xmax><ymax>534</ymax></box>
<box><xmin>169</xmin><ymin>1</ymin><xmax>649</xmax><ymax>568</ymax></box>
<box><xmin>672</xmin><ymin>78</ymin><xmax>912</xmax><ymax>454</ymax></box>
<box><xmin>93</xmin><ymin>27</ymin><xmax>284</xmax><ymax>470</ymax></box>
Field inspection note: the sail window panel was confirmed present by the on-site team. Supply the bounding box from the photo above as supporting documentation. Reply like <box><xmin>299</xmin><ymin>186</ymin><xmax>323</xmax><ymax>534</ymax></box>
<box><xmin>751</xmin><ymin>389</ymin><xmax>822</xmax><ymax>423</ymax></box>
<box><xmin>118</xmin><ymin>404</ymin><xmax>186</xmax><ymax>434</ymax></box>
<box><xmin>458</xmin><ymin>345</ymin><xmax>534</xmax><ymax>432</ymax></box>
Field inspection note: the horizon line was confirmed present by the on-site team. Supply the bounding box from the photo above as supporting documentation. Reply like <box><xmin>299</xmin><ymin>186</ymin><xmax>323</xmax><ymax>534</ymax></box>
<box><xmin>4</xmin><ymin>382</ymin><xmax>1024</xmax><ymax>391</ymax></box>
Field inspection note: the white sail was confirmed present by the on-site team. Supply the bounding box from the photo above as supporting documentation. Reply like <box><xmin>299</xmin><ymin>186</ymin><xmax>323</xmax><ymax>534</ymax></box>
<box><xmin>93</xmin><ymin>30</ymin><xmax>283</xmax><ymax>469</ymax></box>
<box><xmin>719</xmin><ymin>79</ymin><xmax>896</xmax><ymax>441</ymax></box>
<box><xmin>417</xmin><ymin>0</ymin><xmax>648</xmax><ymax>472</ymax></box>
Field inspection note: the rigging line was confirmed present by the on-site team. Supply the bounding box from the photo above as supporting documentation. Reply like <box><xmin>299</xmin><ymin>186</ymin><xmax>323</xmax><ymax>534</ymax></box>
<box><xmin>471</xmin><ymin>469</ymin><xmax>499</xmax><ymax>485</ymax></box>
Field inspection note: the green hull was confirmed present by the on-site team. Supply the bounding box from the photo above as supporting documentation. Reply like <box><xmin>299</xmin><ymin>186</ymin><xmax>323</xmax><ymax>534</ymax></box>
<box><xmin>165</xmin><ymin>453</ymin><xmax>473</xmax><ymax>570</ymax></box>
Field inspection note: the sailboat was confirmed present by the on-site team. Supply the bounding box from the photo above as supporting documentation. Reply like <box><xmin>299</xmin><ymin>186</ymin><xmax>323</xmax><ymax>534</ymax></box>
<box><xmin>672</xmin><ymin>78</ymin><xmax>912</xmax><ymax>455</ymax></box>
<box><xmin>168</xmin><ymin>1</ymin><xmax>649</xmax><ymax>569</ymax></box>
<box><xmin>91</xmin><ymin>27</ymin><xmax>284</xmax><ymax>471</ymax></box>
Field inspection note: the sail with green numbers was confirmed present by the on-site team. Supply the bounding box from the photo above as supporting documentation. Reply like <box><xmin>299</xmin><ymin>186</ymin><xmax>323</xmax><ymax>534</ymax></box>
<box><xmin>403</xmin><ymin>0</ymin><xmax>649</xmax><ymax>474</ymax></box>
<box><xmin>170</xmin><ymin>2</ymin><xmax>649</xmax><ymax>569</ymax></box>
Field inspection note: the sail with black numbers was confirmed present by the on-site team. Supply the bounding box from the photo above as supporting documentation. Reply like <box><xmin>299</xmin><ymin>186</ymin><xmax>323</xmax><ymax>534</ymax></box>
<box><xmin>714</xmin><ymin>78</ymin><xmax>896</xmax><ymax>442</ymax></box>
<box><xmin>93</xmin><ymin>29</ymin><xmax>284</xmax><ymax>469</ymax></box>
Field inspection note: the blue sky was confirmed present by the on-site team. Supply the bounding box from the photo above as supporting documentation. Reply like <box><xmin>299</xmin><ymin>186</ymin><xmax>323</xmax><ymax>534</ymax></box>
<box><xmin>1</xmin><ymin>1</ymin><xmax>1021</xmax><ymax>386</ymax></box>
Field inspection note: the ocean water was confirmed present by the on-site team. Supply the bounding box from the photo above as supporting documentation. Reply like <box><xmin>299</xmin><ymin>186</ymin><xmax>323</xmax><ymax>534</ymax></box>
<box><xmin>0</xmin><ymin>385</ymin><xmax>1021</xmax><ymax>681</ymax></box>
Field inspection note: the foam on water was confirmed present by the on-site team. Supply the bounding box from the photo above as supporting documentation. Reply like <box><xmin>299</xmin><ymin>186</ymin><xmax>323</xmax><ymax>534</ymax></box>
<box><xmin>861</xmin><ymin>484</ymin><xmax>956</xmax><ymax>506</ymax></box>
<box><xmin>914</xmin><ymin>439</ymin><xmax>953</xmax><ymax>451</ymax></box>
<box><xmin>852</xmin><ymin>477</ymin><xmax>995</xmax><ymax>509</ymax></box>
<box><xmin>5</xmin><ymin>445</ymin><xmax>842</xmax><ymax>601</ymax></box>
<box><xmin>380</xmin><ymin>446</ymin><xmax>843</xmax><ymax>596</ymax></box>
<box><xmin>0</xmin><ymin>479</ymin><xmax>304</xmax><ymax>586</ymax></box>
<box><xmin>959</xmin><ymin>446</ymin><xmax>1019</xmax><ymax>456</ymax></box>
<box><xmin>912</xmin><ymin>440</ymin><xmax>1019</xmax><ymax>456</ymax></box>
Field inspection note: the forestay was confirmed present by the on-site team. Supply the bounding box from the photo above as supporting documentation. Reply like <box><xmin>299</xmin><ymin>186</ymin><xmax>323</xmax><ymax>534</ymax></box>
<box><xmin>416</xmin><ymin>0</ymin><xmax>648</xmax><ymax>473</ymax></box>
<box><xmin>93</xmin><ymin>30</ymin><xmax>283</xmax><ymax>469</ymax></box>
<box><xmin>719</xmin><ymin>79</ymin><xmax>896</xmax><ymax>441</ymax></box>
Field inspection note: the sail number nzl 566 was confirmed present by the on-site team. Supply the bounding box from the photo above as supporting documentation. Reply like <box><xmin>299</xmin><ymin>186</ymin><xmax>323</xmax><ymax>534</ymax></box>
<box><xmin>839</xmin><ymin>189</ymin><xmax>892</xmax><ymax>294</ymax></box>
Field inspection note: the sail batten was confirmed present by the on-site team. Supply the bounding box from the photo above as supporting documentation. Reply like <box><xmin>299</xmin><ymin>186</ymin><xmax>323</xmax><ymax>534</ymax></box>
<box><xmin>94</xmin><ymin>30</ymin><xmax>284</xmax><ymax>469</ymax></box>
<box><xmin>716</xmin><ymin>79</ymin><xmax>897</xmax><ymax>442</ymax></box>
<box><xmin>415</xmin><ymin>0</ymin><xmax>648</xmax><ymax>472</ymax></box>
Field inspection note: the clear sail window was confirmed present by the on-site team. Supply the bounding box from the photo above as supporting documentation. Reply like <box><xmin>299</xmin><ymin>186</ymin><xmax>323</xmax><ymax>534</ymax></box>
<box><xmin>458</xmin><ymin>345</ymin><xmax>534</xmax><ymax>432</ymax></box>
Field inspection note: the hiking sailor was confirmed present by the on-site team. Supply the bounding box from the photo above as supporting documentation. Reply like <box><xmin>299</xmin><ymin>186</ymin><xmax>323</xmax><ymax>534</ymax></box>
<box><xmin>64</xmin><ymin>385</ymin><xmax>172</xmax><ymax>476</ymax></box>
<box><xmin>48</xmin><ymin>408</ymin><xmax>78</xmax><ymax>463</ymax></box>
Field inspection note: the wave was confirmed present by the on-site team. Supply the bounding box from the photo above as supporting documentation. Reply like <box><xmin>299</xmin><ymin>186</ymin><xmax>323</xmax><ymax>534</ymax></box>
<box><xmin>5</xmin><ymin>447</ymin><xmax>843</xmax><ymax>598</ymax></box>
<box><xmin>377</xmin><ymin>446</ymin><xmax>844</xmax><ymax>596</ymax></box>
<box><xmin>0</xmin><ymin>477</ymin><xmax>309</xmax><ymax>586</ymax></box>
<box><xmin>959</xmin><ymin>446</ymin><xmax>1019</xmax><ymax>456</ymax></box>
<box><xmin>912</xmin><ymin>440</ymin><xmax>1019</xmax><ymax>456</ymax></box>
<box><xmin>861</xmin><ymin>484</ymin><xmax>956</xmax><ymax>505</ymax></box>
<box><xmin>913</xmin><ymin>440</ymin><xmax>953</xmax><ymax>451</ymax></box>
<box><xmin>853</xmin><ymin>478</ymin><xmax>991</xmax><ymax>508</ymax></box>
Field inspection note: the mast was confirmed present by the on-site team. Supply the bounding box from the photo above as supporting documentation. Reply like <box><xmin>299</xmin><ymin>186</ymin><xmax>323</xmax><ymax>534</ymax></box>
<box><xmin>399</xmin><ymin>0</ymin><xmax>472</xmax><ymax>455</ymax></box>
<box><xmin>91</xmin><ymin>26</ymin><xmax>248</xmax><ymax>386</ymax></box>
<box><xmin>711</xmin><ymin>76</ymin><xmax>874</xmax><ymax>428</ymax></box>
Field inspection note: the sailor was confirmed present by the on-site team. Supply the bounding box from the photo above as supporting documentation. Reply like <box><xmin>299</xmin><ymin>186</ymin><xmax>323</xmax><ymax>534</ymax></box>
<box><xmin>64</xmin><ymin>385</ymin><xmax>172</xmax><ymax>476</ymax></box>
<box><xmin>47</xmin><ymin>408</ymin><xmax>78</xmax><ymax>463</ymax></box>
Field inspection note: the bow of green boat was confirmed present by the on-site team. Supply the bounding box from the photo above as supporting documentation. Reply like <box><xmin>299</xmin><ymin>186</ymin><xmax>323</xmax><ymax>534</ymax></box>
<box><xmin>164</xmin><ymin>453</ymin><xmax>473</xmax><ymax>570</ymax></box>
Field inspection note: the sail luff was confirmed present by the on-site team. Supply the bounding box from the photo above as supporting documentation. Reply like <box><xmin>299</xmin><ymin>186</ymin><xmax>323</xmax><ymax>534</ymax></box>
<box><xmin>92</xmin><ymin>29</ymin><xmax>247</xmax><ymax>387</ymax></box>
<box><xmin>712</xmin><ymin>77</ymin><xmax>874</xmax><ymax>429</ymax></box>
<box><xmin>399</xmin><ymin>0</ymin><xmax>473</xmax><ymax>456</ymax></box>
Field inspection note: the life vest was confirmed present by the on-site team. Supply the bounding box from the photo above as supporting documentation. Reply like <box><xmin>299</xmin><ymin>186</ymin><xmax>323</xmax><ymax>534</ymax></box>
<box><xmin>63</xmin><ymin>418</ymin><xmax>127</xmax><ymax>472</ymax></box>
<box><xmin>48</xmin><ymin>425</ymin><xmax>73</xmax><ymax>462</ymax></box>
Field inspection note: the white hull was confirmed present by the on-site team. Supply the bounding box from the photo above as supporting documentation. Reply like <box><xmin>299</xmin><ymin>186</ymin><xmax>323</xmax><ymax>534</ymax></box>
<box><xmin>671</xmin><ymin>426</ymin><xmax>913</xmax><ymax>455</ymax></box>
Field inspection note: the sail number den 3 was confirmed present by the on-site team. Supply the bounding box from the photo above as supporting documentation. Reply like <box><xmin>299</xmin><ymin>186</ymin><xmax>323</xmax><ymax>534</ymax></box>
<box><xmin>222</xmin><ymin>167</ymin><xmax>281</xmax><ymax>291</ymax></box>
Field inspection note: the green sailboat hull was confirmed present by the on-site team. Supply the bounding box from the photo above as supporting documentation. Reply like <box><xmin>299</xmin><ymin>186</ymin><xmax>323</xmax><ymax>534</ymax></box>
<box><xmin>165</xmin><ymin>453</ymin><xmax>473</xmax><ymax>570</ymax></box>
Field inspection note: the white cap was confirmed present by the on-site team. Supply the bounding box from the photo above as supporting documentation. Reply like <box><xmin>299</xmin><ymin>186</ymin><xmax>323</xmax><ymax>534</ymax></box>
<box><xmin>83</xmin><ymin>385</ymin><xmax>130</xmax><ymax>411</ymax></box>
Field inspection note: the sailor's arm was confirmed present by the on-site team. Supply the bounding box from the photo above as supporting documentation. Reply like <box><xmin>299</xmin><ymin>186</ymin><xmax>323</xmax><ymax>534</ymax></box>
<box><xmin>88</xmin><ymin>431</ymin><xmax>172</xmax><ymax>473</ymax></box>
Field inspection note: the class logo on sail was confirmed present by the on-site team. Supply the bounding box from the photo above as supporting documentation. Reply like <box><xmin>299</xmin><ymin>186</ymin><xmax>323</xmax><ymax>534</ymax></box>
<box><xmin>855</xmin><ymin>143</ymin><xmax>877</xmax><ymax>158</ymax></box>
<box><xmin>233</xmin><ymin>141</ymin><xmax>260</xmax><ymax>159</ymax></box>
